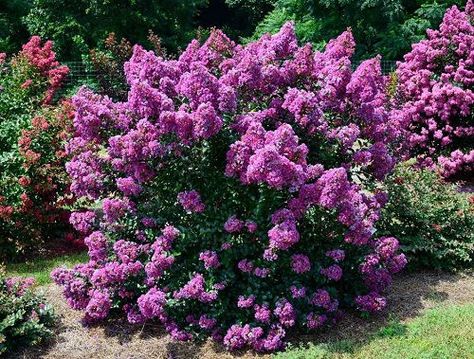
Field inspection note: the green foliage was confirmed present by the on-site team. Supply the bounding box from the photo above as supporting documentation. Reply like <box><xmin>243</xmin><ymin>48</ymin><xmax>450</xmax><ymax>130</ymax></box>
<box><xmin>0</xmin><ymin>0</ymin><xmax>31</xmax><ymax>53</ymax></box>
<box><xmin>252</xmin><ymin>0</ymin><xmax>465</xmax><ymax>60</ymax></box>
<box><xmin>24</xmin><ymin>0</ymin><xmax>208</xmax><ymax>60</ymax></box>
<box><xmin>379</xmin><ymin>162</ymin><xmax>474</xmax><ymax>270</ymax></box>
<box><xmin>0</xmin><ymin>56</ymin><xmax>48</xmax><ymax>197</ymax></box>
<box><xmin>0</xmin><ymin>271</ymin><xmax>56</xmax><ymax>355</ymax></box>
<box><xmin>216</xmin><ymin>0</ymin><xmax>275</xmax><ymax>40</ymax></box>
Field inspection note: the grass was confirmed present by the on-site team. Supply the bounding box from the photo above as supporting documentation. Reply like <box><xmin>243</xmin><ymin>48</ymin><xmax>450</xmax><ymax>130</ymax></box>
<box><xmin>274</xmin><ymin>304</ymin><xmax>474</xmax><ymax>359</ymax></box>
<box><xmin>5</xmin><ymin>251</ymin><xmax>88</xmax><ymax>285</ymax></box>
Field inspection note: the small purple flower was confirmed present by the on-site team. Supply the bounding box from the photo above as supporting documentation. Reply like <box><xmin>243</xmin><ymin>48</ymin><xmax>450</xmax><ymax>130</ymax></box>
<box><xmin>291</xmin><ymin>254</ymin><xmax>311</xmax><ymax>274</ymax></box>
<box><xmin>224</xmin><ymin>215</ymin><xmax>244</xmax><ymax>233</ymax></box>
<box><xmin>355</xmin><ymin>292</ymin><xmax>387</xmax><ymax>312</ymax></box>
<box><xmin>254</xmin><ymin>304</ymin><xmax>271</xmax><ymax>323</ymax></box>
<box><xmin>245</xmin><ymin>220</ymin><xmax>258</xmax><ymax>233</ymax></box>
<box><xmin>321</xmin><ymin>264</ymin><xmax>343</xmax><ymax>281</ymax></box>
<box><xmin>177</xmin><ymin>190</ymin><xmax>205</xmax><ymax>213</ymax></box>
<box><xmin>274</xmin><ymin>299</ymin><xmax>296</xmax><ymax>327</ymax></box>
<box><xmin>199</xmin><ymin>315</ymin><xmax>217</xmax><ymax>330</ymax></box>
<box><xmin>138</xmin><ymin>287</ymin><xmax>167</xmax><ymax>319</ymax></box>
<box><xmin>237</xmin><ymin>295</ymin><xmax>255</xmax><ymax>308</ymax></box>
<box><xmin>237</xmin><ymin>259</ymin><xmax>254</xmax><ymax>273</ymax></box>
<box><xmin>306</xmin><ymin>312</ymin><xmax>327</xmax><ymax>329</ymax></box>
<box><xmin>116</xmin><ymin>177</ymin><xmax>143</xmax><ymax>196</ymax></box>
<box><xmin>325</xmin><ymin>249</ymin><xmax>345</xmax><ymax>262</ymax></box>
<box><xmin>69</xmin><ymin>211</ymin><xmax>96</xmax><ymax>233</ymax></box>
<box><xmin>85</xmin><ymin>290</ymin><xmax>111</xmax><ymax>321</ymax></box>
<box><xmin>254</xmin><ymin>267</ymin><xmax>270</xmax><ymax>278</ymax></box>
<box><xmin>290</xmin><ymin>285</ymin><xmax>306</xmax><ymax>299</ymax></box>
<box><xmin>199</xmin><ymin>250</ymin><xmax>220</xmax><ymax>269</ymax></box>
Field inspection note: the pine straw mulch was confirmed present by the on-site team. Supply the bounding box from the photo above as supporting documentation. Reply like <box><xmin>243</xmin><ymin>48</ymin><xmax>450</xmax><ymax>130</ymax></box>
<box><xmin>10</xmin><ymin>270</ymin><xmax>474</xmax><ymax>359</ymax></box>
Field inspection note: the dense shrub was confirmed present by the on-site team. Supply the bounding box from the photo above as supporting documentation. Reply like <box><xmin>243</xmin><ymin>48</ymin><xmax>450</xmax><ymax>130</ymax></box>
<box><xmin>380</xmin><ymin>162</ymin><xmax>474</xmax><ymax>270</ymax></box>
<box><xmin>0</xmin><ymin>37</ymin><xmax>76</xmax><ymax>258</ymax></box>
<box><xmin>0</xmin><ymin>271</ymin><xmax>56</xmax><ymax>355</ymax></box>
<box><xmin>53</xmin><ymin>23</ymin><xmax>407</xmax><ymax>352</ymax></box>
<box><xmin>391</xmin><ymin>0</ymin><xmax>474</xmax><ymax>180</ymax></box>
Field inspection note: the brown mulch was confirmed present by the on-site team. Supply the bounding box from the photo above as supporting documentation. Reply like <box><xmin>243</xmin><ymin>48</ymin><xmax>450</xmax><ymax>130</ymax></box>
<box><xmin>10</xmin><ymin>271</ymin><xmax>474</xmax><ymax>359</ymax></box>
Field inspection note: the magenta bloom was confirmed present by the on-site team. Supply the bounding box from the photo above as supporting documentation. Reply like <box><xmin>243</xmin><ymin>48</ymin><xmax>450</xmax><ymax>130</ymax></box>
<box><xmin>178</xmin><ymin>190</ymin><xmax>205</xmax><ymax>213</ymax></box>
<box><xmin>199</xmin><ymin>250</ymin><xmax>220</xmax><ymax>269</ymax></box>
<box><xmin>291</xmin><ymin>254</ymin><xmax>311</xmax><ymax>274</ymax></box>
<box><xmin>321</xmin><ymin>264</ymin><xmax>343</xmax><ymax>281</ymax></box>
<box><xmin>268</xmin><ymin>220</ymin><xmax>300</xmax><ymax>250</ymax></box>
<box><xmin>224</xmin><ymin>215</ymin><xmax>244</xmax><ymax>233</ymax></box>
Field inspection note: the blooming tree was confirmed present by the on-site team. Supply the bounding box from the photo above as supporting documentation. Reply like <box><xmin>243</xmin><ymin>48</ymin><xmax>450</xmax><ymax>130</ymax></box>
<box><xmin>392</xmin><ymin>0</ymin><xmax>474</xmax><ymax>179</ymax></box>
<box><xmin>53</xmin><ymin>23</ymin><xmax>405</xmax><ymax>352</ymax></box>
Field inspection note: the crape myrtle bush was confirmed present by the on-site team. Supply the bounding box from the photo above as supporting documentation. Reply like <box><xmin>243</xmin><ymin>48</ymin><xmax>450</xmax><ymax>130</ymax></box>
<box><xmin>53</xmin><ymin>23</ymin><xmax>407</xmax><ymax>352</ymax></box>
<box><xmin>380</xmin><ymin>162</ymin><xmax>474</xmax><ymax>270</ymax></box>
<box><xmin>391</xmin><ymin>0</ymin><xmax>474</xmax><ymax>180</ymax></box>
<box><xmin>0</xmin><ymin>270</ymin><xmax>56</xmax><ymax>355</ymax></box>
<box><xmin>0</xmin><ymin>37</ymin><xmax>77</xmax><ymax>258</ymax></box>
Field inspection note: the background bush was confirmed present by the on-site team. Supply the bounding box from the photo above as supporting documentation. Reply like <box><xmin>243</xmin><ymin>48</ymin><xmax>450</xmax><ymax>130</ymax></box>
<box><xmin>380</xmin><ymin>162</ymin><xmax>474</xmax><ymax>270</ymax></box>
<box><xmin>0</xmin><ymin>38</ymin><xmax>76</xmax><ymax>259</ymax></box>
<box><xmin>391</xmin><ymin>1</ymin><xmax>474</xmax><ymax>180</ymax></box>
<box><xmin>0</xmin><ymin>270</ymin><xmax>56</xmax><ymax>355</ymax></box>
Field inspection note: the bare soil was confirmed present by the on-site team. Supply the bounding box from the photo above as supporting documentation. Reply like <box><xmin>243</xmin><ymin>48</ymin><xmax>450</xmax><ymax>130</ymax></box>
<box><xmin>10</xmin><ymin>271</ymin><xmax>474</xmax><ymax>359</ymax></box>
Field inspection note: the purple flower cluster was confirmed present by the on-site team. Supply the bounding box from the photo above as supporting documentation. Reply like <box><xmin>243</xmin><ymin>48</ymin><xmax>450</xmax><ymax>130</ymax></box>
<box><xmin>291</xmin><ymin>254</ymin><xmax>311</xmax><ymax>274</ymax></box>
<box><xmin>54</xmin><ymin>22</ymin><xmax>406</xmax><ymax>353</ymax></box>
<box><xmin>392</xmin><ymin>0</ymin><xmax>474</xmax><ymax>179</ymax></box>
<box><xmin>69</xmin><ymin>211</ymin><xmax>96</xmax><ymax>233</ymax></box>
<box><xmin>177</xmin><ymin>190</ymin><xmax>205</xmax><ymax>213</ymax></box>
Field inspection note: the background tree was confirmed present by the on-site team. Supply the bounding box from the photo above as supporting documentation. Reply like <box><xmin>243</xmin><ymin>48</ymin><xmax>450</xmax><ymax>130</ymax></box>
<box><xmin>0</xmin><ymin>0</ymin><xmax>31</xmax><ymax>53</ymax></box>
<box><xmin>251</xmin><ymin>0</ymin><xmax>465</xmax><ymax>60</ymax></box>
<box><xmin>197</xmin><ymin>0</ymin><xmax>274</xmax><ymax>40</ymax></box>
<box><xmin>24</xmin><ymin>0</ymin><xmax>208</xmax><ymax>60</ymax></box>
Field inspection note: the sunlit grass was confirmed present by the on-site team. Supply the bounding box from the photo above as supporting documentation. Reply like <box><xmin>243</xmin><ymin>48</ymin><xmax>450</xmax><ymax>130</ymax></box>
<box><xmin>275</xmin><ymin>304</ymin><xmax>474</xmax><ymax>359</ymax></box>
<box><xmin>5</xmin><ymin>251</ymin><xmax>88</xmax><ymax>285</ymax></box>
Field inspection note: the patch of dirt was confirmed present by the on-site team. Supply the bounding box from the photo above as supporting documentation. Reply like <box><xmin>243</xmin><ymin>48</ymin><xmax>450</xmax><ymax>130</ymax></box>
<box><xmin>10</xmin><ymin>271</ymin><xmax>474</xmax><ymax>359</ymax></box>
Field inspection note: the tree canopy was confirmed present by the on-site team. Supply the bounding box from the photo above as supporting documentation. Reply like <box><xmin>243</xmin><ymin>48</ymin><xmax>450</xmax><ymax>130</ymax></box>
<box><xmin>251</xmin><ymin>0</ymin><xmax>465</xmax><ymax>60</ymax></box>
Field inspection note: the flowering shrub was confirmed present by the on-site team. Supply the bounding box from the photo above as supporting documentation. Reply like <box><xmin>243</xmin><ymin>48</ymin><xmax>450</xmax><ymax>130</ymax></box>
<box><xmin>0</xmin><ymin>37</ymin><xmax>76</xmax><ymax>258</ymax></box>
<box><xmin>53</xmin><ymin>23</ymin><xmax>406</xmax><ymax>352</ymax></box>
<box><xmin>391</xmin><ymin>0</ymin><xmax>474</xmax><ymax>180</ymax></box>
<box><xmin>0</xmin><ymin>270</ymin><xmax>56</xmax><ymax>355</ymax></box>
<box><xmin>380</xmin><ymin>162</ymin><xmax>474</xmax><ymax>270</ymax></box>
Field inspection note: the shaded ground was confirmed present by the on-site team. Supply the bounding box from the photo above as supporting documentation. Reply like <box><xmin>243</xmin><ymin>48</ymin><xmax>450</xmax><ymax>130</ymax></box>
<box><xmin>10</xmin><ymin>271</ymin><xmax>474</xmax><ymax>359</ymax></box>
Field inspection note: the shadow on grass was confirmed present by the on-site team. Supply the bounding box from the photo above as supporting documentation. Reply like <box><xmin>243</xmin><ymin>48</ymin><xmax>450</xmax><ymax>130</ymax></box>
<box><xmin>280</xmin><ymin>270</ymin><xmax>471</xmax><ymax>357</ymax></box>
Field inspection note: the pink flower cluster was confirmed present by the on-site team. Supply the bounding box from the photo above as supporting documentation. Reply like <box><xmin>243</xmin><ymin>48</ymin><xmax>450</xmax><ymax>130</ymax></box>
<box><xmin>20</xmin><ymin>36</ymin><xmax>69</xmax><ymax>104</ymax></box>
<box><xmin>54</xmin><ymin>22</ymin><xmax>406</xmax><ymax>352</ymax></box>
<box><xmin>392</xmin><ymin>0</ymin><xmax>474</xmax><ymax>179</ymax></box>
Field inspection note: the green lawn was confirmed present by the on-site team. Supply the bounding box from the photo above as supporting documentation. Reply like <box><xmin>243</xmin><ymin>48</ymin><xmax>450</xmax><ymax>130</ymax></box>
<box><xmin>5</xmin><ymin>251</ymin><xmax>88</xmax><ymax>285</ymax></box>
<box><xmin>275</xmin><ymin>304</ymin><xmax>474</xmax><ymax>359</ymax></box>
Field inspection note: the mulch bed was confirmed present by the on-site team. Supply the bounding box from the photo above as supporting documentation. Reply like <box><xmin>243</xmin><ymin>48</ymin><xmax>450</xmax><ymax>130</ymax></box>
<box><xmin>10</xmin><ymin>271</ymin><xmax>474</xmax><ymax>359</ymax></box>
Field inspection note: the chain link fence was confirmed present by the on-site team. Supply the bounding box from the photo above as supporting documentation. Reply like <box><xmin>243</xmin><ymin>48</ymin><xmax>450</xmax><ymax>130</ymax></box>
<box><xmin>60</xmin><ymin>62</ymin><xmax>97</xmax><ymax>95</ymax></box>
<box><xmin>60</xmin><ymin>60</ymin><xmax>398</xmax><ymax>95</ymax></box>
